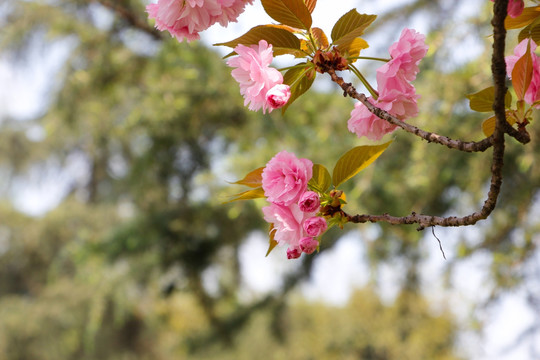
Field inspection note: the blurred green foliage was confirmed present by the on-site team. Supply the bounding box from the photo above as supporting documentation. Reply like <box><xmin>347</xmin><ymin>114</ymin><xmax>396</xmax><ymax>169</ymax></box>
<box><xmin>0</xmin><ymin>0</ymin><xmax>538</xmax><ymax>359</ymax></box>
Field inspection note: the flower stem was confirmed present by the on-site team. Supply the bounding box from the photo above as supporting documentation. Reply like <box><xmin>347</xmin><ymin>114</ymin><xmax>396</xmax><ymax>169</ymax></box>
<box><xmin>349</xmin><ymin>64</ymin><xmax>378</xmax><ymax>100</ymax></box>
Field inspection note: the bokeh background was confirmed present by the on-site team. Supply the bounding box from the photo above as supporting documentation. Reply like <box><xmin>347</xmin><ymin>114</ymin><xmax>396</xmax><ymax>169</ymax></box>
<box><xmin>0</xmin><ymin>0</ymin><xmax>539</xmax><ymax>359</ymax></box>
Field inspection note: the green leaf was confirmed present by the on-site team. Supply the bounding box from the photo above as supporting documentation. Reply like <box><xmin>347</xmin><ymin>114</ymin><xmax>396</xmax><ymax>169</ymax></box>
<box><xmin>505</xmin><ymin>6</ymin><xmax>540</xmax><ymax>29</ymax></box>
<box><xmin>466</xmin><ymin>86</ymin><xmax>512</xmax><ymax>112</ymax></box>
<box><xmin>512</xmin><ymin>41</ymin><xmax>534</xmax><ymax>101</ymax></box>
<box><xmin>229</xmin><ymin>167</ymin><xmax>264</xmax><ymax>188</ymax></box>
<box><xmin>518</xmin><ymin>22</ymin><xmax>540</xmax><ymax>45</ymax></box>
<box><xmin>308</xmin><ymin>164</ymin><xmax>331</xmax><ymax>193</ymax></box>
<box><xmin>266</xmin><ymin>224</ymin><xmax>279</xmax><ymax>257</ymax></box>
<box><xmin>331</xmin><ymin>10</ymin><xmax>376</xmax><ymax>47</ymax></box>
<box><xmin>224</xmin><ymin>187</ymin><xmax>265</xmax><ymax>203</ymax></box>
<box><xmin>332</xmin><ymin>141</ymin><xmax>392</xmax><ymax>188</ymax></box>
<box><xmin>214</xmin><ymin>25</ymin><xmax>301</xmax><ymax>56</ymax></box>
<box><xmin>281</xmin><ymin>63</ymin><xmax>315</xmax><ymax>113</ymax></box>
<box><xmin>261</xmin><ymin>0</ymin><xmax>312</xmax><ymax>30</ymax></box>
<box><xmin>482</xmin><ymin>112</ymin><xmax>516</xmax><ymax>137</ymax></box>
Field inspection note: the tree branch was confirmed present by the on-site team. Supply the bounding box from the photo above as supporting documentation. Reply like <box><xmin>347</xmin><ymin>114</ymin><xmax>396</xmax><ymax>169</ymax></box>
<box><xmin>338</xmin><ymin>0</ymin><xmax>513</xmax><ymax>230</ymax></box>
<box><xmin>93</xmin><ymin>0</ymin><xmax>163</xmax><ymax>40</ymax></box>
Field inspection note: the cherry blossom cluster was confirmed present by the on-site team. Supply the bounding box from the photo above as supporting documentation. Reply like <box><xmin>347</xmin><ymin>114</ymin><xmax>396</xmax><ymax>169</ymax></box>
<box><xmin>227</xmin><ymin>40</ymin><xmax>291</xmax><ymax>113</ymax></box>
<box><xmin>348</xmin><ymin>28</ymin><xmax>429</xmax><ymax>140</ymax></box>
<box><xmin>261</xmin><ymin>151</ymin><xmax>328</xmax><ymax>259</ymax></box>
<box><xmin>146</xmin><ymin>0</ymin><xmax>253</xmax><ymax>42</ymax></box>
<box><xmin>506</xmin><ymin>39</ymin><xmax>540</xmax><ymax>108</ymax></box>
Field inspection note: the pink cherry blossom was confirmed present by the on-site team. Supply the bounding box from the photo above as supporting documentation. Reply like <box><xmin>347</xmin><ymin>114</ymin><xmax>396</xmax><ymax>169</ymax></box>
<box><xmin>262</xmin><ymin>203</ymin><xmax>314</xmax><ymax>250</ymax></box>
<box><xmin>506</xmin><ymin>39</ymin><xmax>540</xmax><ymax>107</ymax></box>
<box><xmin>146</xmin><ymin>0</ymin><xmax>252</xmax><ymax>42</ymax></box>
<box><xmin>491</xmin><ymin>0</ymin><xmax>524</xmax><ymax>18</ymax></box>
<box><xmin>266</xmin><ymin>84</ymin><xmax>291</xmax><ymax>109</ymax></box>
<box><xmin>386</xmin><ymin>28</ymin><xmax>429</xmax><ymax>82</ymax></box>
<box><xmin>348</xmin><ymin>28</ymin><xmax>427</xmax><ymax>140</ymax></box>
<box><xmin>262</xmin><ymin>150</ymin><xmax>313</xmax><ymax>206</ymax></box>
<box><xmin>299</xmin><ymin>237</ymin><xmax>319</xmax><ymax>254</ymax></box>
<box><xmin>303</xmin><ymin>216</ymin><xmax>328</xmax><ymax>237</ymax></box>
<box><xmin>298</xmin><ymin>191</ymin><xmax>320</xmax><ymax>213</ymax></box>
<box><xmin>227</xmin><ymin>40</ymin><xmax>284</xmax><ymax>113</ymax></box>
<box><xmin>508</xmin><ymin>0</ymin><xmax>525</xmax><ymax>18</ymax></box>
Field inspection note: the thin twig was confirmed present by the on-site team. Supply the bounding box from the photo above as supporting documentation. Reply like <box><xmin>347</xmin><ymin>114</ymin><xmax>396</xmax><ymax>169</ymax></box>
<box><xmin>93</xmin><ymin>0</ymin><xmax>162</xmax><ymax>40</ymax></box>
<box><xmin>432</xmin><ymin>226</ymin><xmax>446</xmax><ymax>260</ymax></box>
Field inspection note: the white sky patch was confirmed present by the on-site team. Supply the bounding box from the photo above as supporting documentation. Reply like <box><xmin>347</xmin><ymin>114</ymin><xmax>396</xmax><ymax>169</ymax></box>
<box><xmin>301</xmin><ymin>231</ymin><xmax>369</xmax><ymax>305</ymax></box>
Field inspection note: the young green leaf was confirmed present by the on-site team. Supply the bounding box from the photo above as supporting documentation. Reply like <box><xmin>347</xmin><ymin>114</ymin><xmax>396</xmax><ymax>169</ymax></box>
<box><xmin>308</xmin><ymin>164</ymin><xmax>331</xmax><ymax>193</ymax></box>
<box><xmin>224</xmin><ymin>187</ymin><xmax>265</xmax><ymax>203</ymax></box>
<box><xmin>214</xmin><ymin>25</ymin><xmax>301</xmax><ymax>56</ymax></box>
<box><xmin>331</xmin><ymin>10</ymin><xmax>376</xmax><ymax>46</ymax></box>
<box><xmin>229</xmin><ymin>167</ymin><xmax>264</xmax><ymax>188</ymax></box>
<box><xmin>518</xmin><ymin>21</ymin><xmax>540</xmax><ymax>44</ymax></box>
<box><xmin>341</xmin><ymin>38</ymin><xmax>369</xmax><ymax>60</ymax></box>
<box><xmin>481</xmin><ymin>112</ymin><xmax>515</xmax><ymax>137</ymax></box>
<box><xmin>281</xmin><ymin>63</ymin><xmax>315</xmax><ymax>113</ymax></box>
<box><xmin>512</xmin><ymin>41</ymin><xmax>534</xmax><ymax>101</ymax></box>
<box><xmin>332</xmin><ymin>141</ymin><xmax>392</xmax><ymax>188</ymax></box>
<box><xmin>466</xmin><ymin>86</ymin><xmax>512</xmax><ymax>112</ymax></box>
<box><xmin>261</xmin><ymin>0</ymin><xmax>312</xmax><ymax>30</ymax></box>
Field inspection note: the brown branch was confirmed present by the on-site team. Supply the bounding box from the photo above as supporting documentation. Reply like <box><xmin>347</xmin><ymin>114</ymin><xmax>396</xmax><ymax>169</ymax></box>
<box><xmin>93</xmin><ymin>0</ymin><xmax>163</xmax><ymax>40</ymax></box>
<box><xmin>341</xmin><ymin>0</ymin><xmax>512</xmax><ymax>230</ymax></box>
<box><xmin>327</xmin><ymin>69</ymin><xmax>495</xmax><ymax>152</ymax></box>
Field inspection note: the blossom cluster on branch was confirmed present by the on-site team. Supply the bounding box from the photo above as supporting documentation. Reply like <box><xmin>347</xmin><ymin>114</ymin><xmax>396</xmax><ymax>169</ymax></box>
<box><xmin>146</xmin><ymin>0</ymin><xmax>540</xmax><ymax>259</ymax></box>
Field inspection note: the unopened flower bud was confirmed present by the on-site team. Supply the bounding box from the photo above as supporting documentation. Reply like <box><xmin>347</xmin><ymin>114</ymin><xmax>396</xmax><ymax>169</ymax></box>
<box><xmin>266</xmin><ymin>84</ymin><xmax>291</xmax><ymax>109</ymax></box>
<box><xmin>303</xmin><ymin>216</ymin><xmax>328</xmax><ymax>237</ymax></box>
<box><xmin>287</xmin><ymin>247</ymin><xmax>302</xmax><ymax>259</ymax></box>
<box><xmin>299</xmin><ymin>237</ymin><xmax>319</xmax><ymax>254</ymax></box>
<box><xmin>298</xmin><ymin>191</ymin><xmax>320</xmax><ymax>213</ymax></box>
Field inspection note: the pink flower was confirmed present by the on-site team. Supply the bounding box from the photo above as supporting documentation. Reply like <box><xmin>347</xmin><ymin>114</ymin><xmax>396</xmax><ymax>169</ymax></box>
<box><xmin>506</xmin><ymin>39</ymin><xmax>540</xmax><ymax>107</ymax></box>
<box><xmin>218</xmin><ymin>0</ymin><xmax>253</xmax><ymax>25</ymax></box>
<box><xmin>348</xmin><ymin>28</ymin><xmax>427</xmax><ymax>140</ymax></box>
<box><xmin>508</xmin><ymin>0</ymin><xmax>525</xmax><ymax>18</ymax></box>
<box><xmin>386</xmin><ymin>28</ymin><xmax>429</xmax><ymax>81</ymax></box>
<box><xmin>348</xmin><ymin>93</ymin><xmax>419</xmax><ymax>141</ymax></box>
<box><xmin>227</xmin><ymin>40</ymin><xmax>284</xmax><ymax>113</ymax></box>
<box><xmin>146</xmin><ymin>0</ymin><xmax>252</xmax><ymax>42</ymax></box>
<box><xmin>262</xmin><ymin>203</ymin><xmax>315</xmax><ymax>250</ymax></box>
<box><xmin>298</xmin><ymin>191</ymin><xmax>320</xmax><ymax>213</ymax></box>
<box><xmin>299</xmin><ymin>237</ymin><xmax>319</xmax><ymax>254</ymax></box>
<box><xmin>266</xmin><ymin>84</ymin><xmax>291</xmax><ymax>109</ymax></box>
<box><xmin>491</xmin><ymin>0</ymin><xmax>524</xmax><ymax>18</ymax></box>
<box><xmin>262</xmin><ymin>151</ymin><xmax>313</xmax><ymax>206</ymax></box>
<box><xmin>303</xmin><ymin>216</ymin><xmax>328</xmax><ymax>237</ymax></box>
<box><xmin>287</xmin><ymin>247</ymin><xmax>302</xmax><ymax>259</ymax></box>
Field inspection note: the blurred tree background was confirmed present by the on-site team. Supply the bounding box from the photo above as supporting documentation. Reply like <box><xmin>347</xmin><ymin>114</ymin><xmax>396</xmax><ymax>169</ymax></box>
<box><xmin>0</xmin><ymin>0</ymin><xmax>538</xmax><ymax>359</ymax></box>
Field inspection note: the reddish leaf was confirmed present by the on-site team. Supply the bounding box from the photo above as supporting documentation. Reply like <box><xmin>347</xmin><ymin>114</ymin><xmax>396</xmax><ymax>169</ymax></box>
<box><xmin>512</xmin><ymin>40</ymin><xmax>534</xmax><ymax>100</ymax></box>
<box><xmin>266</xmin><ymin>224</ymin><xmax>279</xmax><ymax>256</ymax></box>
<box><xmin>304</xmin><ymin>0</ymin><xmax>316</xmax><ymax>13</ymax></box>
<box><xmin>229</xmin><ymin>167</ymin><xmax>264</xmax><ymax>188</ymax></box>
<box><xmin>310</xmin><ymin>27</ymin><xmax>329</xmax><ymax>49</ymax></box>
